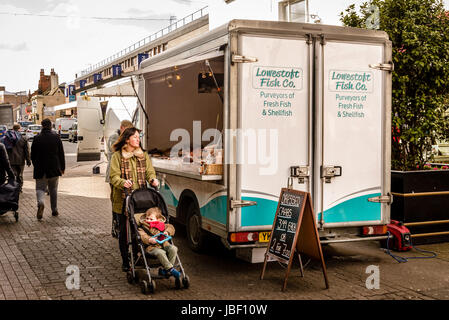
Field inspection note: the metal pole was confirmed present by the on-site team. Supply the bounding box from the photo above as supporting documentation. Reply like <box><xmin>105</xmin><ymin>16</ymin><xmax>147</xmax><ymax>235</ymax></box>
<box><xmin>320</xmin><ymin>235</ymin><xmax>389</xmax><ymax>244</ymax></box>
<box><xmin>404</xmin><ymin>219</ymin><xmax>449</xmax><ymax>227</ymax></box>
<box><xmin>392</xmin><ymin>191</ymin><xmax>449</xmax><ymax>197</ymax></box>
<box><xmin>411</xmin><ymin>231</ymin><xmax>449</xmax><ymax>238</ymax></box>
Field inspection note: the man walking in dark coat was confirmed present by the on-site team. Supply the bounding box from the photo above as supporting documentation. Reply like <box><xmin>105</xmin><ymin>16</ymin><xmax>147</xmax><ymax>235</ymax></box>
<box><xmin>31</xmin><ymin>118</ymin><xmax>65</xmax><ymax>220</ymax></box>
<box><xmin>7</xmin><ymin>124</ymin><xmax>31</xmax><ymax>192</ymax></box>
<box><xmin>0</xmin><ymin>142</ymin><xmax>15</xmax><ymax>186</ymax></box>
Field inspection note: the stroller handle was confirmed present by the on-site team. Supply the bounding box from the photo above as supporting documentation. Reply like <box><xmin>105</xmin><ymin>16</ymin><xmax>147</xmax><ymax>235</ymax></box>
<box><xmin>150</xmin><ymin>179</ymin><xmax>159</xmax><ymax>191</ymax></box>
<box><xmin>124</xmin><ymin>181</ymin><xmax>159</xmax><ymax>197</ymax></box>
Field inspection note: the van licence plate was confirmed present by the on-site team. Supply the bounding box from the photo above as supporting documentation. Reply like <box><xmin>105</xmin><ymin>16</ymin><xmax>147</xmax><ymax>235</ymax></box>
<box><xmin>259</xmin><ymin>232</ymin><xmax>271</xmax><ymax>242</ymax></box>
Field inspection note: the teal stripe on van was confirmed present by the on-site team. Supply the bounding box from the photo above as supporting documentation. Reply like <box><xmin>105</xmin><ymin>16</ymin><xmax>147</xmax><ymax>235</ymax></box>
<box><xmin>240</xmin><ymin>196</ymin><xmax>278</xmax><ymax>227</ymax></box>
<box><xmin>241</xmin><ymin>193</ymin><xmax>382</xmax><ymax>227</ymax></box>
<box><xmin>159</xmin><ymin>184</ymin><xmax>179</xmax><ymax>207</ymax></box>
<box><xmin>200</xmin><ymin>195</ymin><xmax>227</xmax><ymax>225</ymax></box>
<box><xmin>159</xmin><ymin>184</ymin><xmax>227</xmax><ymax>225</ymax></box>
<box><xmin>318</xmin><ymin>193</ymin><xmax>381</xmax><ymax>223</ymax></box>
<box><xmin>158</xmin><ymin>187</ymin><xmax>380</xmax><ymax>226</ymax></box>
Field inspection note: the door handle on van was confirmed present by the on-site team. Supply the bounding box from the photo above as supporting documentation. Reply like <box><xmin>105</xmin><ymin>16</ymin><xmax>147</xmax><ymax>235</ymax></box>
<box><xmin>368</xmin><ymin>194</ymin><xmax>393</xmax><ymax>204</ymax></box>
<box><xmin>77</xmin><ymin>136</ymin><xmax>83</xmax><ymax>141</ymax></box>
<box><xmin>231</xmin><ymin>54</ymin><xmax>258</xmax><ymax>64</ymax></box>
<box><xmin>321</xmin><ymin>165</ymin><xmax>342</xmax><ymax>183</ymax></box>
<box><xmin>230</xmin><ymin>199</ymin><xmax>257</xmax><ymax>210</ymax></box>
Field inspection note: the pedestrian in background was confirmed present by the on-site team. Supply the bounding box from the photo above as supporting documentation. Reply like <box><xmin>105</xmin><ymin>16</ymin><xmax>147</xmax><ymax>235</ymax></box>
<box><xmin>7</xmin><ymin>124</ymin><xmax>31</xmax><ymax>192</ymax></box>
<box><xmin>109</xmin><ymin>127</ymin><xmax>159</xmax><ymax>271</ymax></box>
<box><xmin>106</xmin><ymin>119</ymin><xmax>133</xmax><ymax>238</ymax></box>
<box><xmin>31</xmin><ymin>118</ymin><xmax>65</xmax><ymax>220</ymax></box>
<box><xmin>0</xmin><ymin>142</ymin><xmax>15</xmax><ymax>186</ymax></box>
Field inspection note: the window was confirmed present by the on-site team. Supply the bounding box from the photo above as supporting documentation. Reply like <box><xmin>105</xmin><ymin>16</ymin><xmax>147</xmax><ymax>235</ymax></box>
<box><xmin>279</xmin><ymin>0</ymin><xmax>309</xmax><ymax>23</ymax></box>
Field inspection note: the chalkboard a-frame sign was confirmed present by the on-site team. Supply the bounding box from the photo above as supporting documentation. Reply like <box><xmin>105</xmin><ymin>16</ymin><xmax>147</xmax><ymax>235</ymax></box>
<box><xmin>260</xmin><ymin>188</ymin><xmax>329</xmax><ymax>291</ymax></box>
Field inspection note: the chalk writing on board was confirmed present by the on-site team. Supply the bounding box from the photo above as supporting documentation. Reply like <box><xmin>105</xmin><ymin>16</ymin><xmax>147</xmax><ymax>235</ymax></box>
<box><xmin>267</xmin><ymin>189</ymin><xmax>304</xmax><ymax>263</ymax></box>
<box><xmin>280</xmin><ymin>193</ymin><xmax>302</xmax><ymax>207</ymax></box>
<box><xmin>288</xmin><ymin>221</ymin><xmax>297</xmax><ymax>233</ymax></box>
<box><xmin>279</xmin><ymin>207</ymin><xmax>293</xmax><ymax>218</ymax></box>
<box><xmin>277</xmin><ymin>219</ymin><xmax>287</xmax><ymax>231</ymax></box>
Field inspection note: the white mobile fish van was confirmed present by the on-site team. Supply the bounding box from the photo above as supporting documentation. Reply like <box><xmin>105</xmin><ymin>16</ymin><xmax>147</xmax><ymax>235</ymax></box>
<box><xmin>134</xmin><ymin>20</ymin><xmax>393</xmax><ymax>263</ymax></box>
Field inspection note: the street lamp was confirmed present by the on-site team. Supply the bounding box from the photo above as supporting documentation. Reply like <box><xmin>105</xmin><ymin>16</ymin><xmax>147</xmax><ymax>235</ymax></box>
<box><xmin>14</xmin><ymin>90</ymin><xmax>26</xmax><ymax>121</ymax></box>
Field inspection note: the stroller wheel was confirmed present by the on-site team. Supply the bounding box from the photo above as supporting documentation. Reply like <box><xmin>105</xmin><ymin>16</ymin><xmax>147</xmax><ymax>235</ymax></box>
<box><xmin>14</xmin><ymin>212</ymin><xmax>18</xmax><ymax>222</ymax></box>
<box><xmin>140</xmin><ymin>279</ymin><xmax>156</xmax><ymax>294</ymax></box>
<box><xmin>126</xmin><ymin>271</ymin><xmax>135</xmax><ymax>284</ymax></box>
<box><xmin>140</xmin><ymin>280</ymin><xmax>148</xmax><ymax>294</ymax></box>
<box><xmin>182</xmin><ymin>275</ymin><xmax>190</xmax><ymax>289</ymax></box>
<box><xmin>175</xmin><ymin>277</ymin><xmax>181</xmax><ymax>290</ymax></box>
<box><xmin>149</xmin><ymin>280</ymin><xmax>156</xmax><ymax>294</ymax></box>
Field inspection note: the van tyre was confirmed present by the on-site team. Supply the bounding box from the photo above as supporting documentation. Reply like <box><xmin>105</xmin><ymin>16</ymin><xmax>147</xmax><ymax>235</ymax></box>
<box><xmin>186</xmin><ymin>202</ymin><xmax>206</xmax><ymax>252</ymax></box>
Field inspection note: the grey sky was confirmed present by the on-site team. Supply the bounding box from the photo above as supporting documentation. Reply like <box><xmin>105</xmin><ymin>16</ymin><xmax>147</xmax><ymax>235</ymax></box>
<box><xmin>0</xmin><ymin>0</ymin><xmax>447</xmax><ymax>93</ymax></box>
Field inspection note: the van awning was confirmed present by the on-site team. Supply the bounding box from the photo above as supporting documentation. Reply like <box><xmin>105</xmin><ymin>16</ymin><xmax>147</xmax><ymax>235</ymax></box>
<box><xmin>46</xmin><ymin>101</ymin><xmax>77</xmax><ymax>112</ymax></box>
<box><xmin>135</xmin><ymin>49</ymin><xmax>224</xmax><ymax>76</ymax></box>
<box><xmin>134</xmin><ymin>33</ymin><xmax>228</xmax><ymax>76</ymax></box>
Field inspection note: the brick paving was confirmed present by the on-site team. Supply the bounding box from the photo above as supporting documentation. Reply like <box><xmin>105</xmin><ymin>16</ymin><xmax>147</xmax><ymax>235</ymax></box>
<box><xmin>1</xmin><ymin>157</ymin><xmax>449</xmax><ymax>300</ymax></box>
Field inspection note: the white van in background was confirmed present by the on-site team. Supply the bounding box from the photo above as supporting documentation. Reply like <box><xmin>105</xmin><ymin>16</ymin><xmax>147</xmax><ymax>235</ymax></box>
<box><xmin>103</xmin><ymin>96</ymin><xmax>136</xmax><ymax>154</ymax></box>
<box><xmin>54</xmin><ymin>117</ymin><xmax>77</xmax><ymax>139</ymax></box>
<box><xmin>76</xmin><ymin>96</ymin><xmax>104</xmax><ymax>162</ymax></box>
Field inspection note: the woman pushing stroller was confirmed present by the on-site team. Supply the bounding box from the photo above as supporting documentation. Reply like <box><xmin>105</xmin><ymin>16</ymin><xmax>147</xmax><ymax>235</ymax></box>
<box><xmin>109</xmin><ymin>127</ymin><xmax>160</xmax><ymax>272</ymax></box>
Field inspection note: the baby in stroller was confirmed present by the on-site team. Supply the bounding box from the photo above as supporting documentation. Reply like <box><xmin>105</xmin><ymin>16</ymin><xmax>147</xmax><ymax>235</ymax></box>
<box><xmin>137</xmin><ymin>207</ymin><xmax>181</xmax><ymax>279</ymax></box>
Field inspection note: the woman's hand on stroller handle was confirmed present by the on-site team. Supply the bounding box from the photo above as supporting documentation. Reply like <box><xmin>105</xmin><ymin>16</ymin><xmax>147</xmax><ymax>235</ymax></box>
<box><xmin>150</xmin><ymin>178</ymin><xmax>160</xmax><ymax>190</ymax></box>
<box><xmin>124</xmin><ymin>179</ymin><xmax>133</xmax><ymax>188</ymax></box>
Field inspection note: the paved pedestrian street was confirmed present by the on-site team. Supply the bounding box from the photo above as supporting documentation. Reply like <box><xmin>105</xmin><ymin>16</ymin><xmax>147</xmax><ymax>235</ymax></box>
<box><xmin>1</xmin><ymin>145</ymin><xmax>449</xmax><ymax>301</ymax></box>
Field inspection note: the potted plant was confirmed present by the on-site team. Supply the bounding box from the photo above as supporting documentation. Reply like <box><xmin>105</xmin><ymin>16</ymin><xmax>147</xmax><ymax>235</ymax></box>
<box><xmin>340</xmin><ymin>0</ymin><xmax>449</xmax><ymax>243</ymax></box>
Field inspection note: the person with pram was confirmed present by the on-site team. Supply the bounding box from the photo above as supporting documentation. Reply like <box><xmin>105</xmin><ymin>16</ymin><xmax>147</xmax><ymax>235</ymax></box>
<box><xmin>137</xmin><ymin>207</ymin><xmax>180</xmax><ymax>279</ymax></box>
<box><xmin>0</xmin><ymin>142</ymin><xmax>15</xmax><ymax>186</ymax></box>
<box><xmin>0</xmin><ymin>141</ymin><xmax>19</xmax><ymax>221</ymax></box>
<box><xmin>109</xmin><ymin>127</ymin><xmax>160</xmax><ymax>272</ymax></box>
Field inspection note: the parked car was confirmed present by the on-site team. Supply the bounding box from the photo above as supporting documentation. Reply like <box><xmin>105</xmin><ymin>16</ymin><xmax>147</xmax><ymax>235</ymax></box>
<box><xmin>68</xmin><ymin>122</ymin><xmax>78</xmax><ymax>143</ymax></box>
<box><xmin>0</xmin><ymin>125</ymin><xmax>6</xmax><ymax>138</ymax></box>
<box><xmin>19</xmin><ymin>121</ymin><xmax>33</xmax><ymax>136</ymax></box>
<box><xmin>26</xmin><ymin>124</ymin><xmax>42</xmax><ymax>140</ymax></box>
<box><xmin>18</xmin><ymin>121</ymin><xmax>33</xmax><ymax>136</ymax></box>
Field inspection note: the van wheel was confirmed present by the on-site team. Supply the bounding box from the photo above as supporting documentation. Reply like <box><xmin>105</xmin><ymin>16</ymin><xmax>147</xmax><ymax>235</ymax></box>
<box><xmin>186</xmin><ymin>202</ymin><xmax>206</xmax><ymax>252</ymax></box>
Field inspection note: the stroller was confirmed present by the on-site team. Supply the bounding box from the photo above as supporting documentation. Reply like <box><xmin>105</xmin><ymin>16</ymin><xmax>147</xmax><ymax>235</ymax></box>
<box><xmin>124</xmin><ymin>187</ymin><xmax>190</xmax><ymax>294</ymax></box>
<box><xmin>0</xmin><ymin>179</ymin><xmax>20</xmax><ymax>222</ymax></box>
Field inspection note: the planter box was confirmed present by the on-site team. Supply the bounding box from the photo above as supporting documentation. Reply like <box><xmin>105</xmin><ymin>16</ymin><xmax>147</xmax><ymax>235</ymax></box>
<box><xmin>391</xmin><ymin>170</ymin><xmax>449</xmax><ymax>244</ymax></box>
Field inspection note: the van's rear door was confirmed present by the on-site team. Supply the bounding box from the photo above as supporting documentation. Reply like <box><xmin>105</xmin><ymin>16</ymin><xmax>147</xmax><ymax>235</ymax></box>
<box><xmin>315</xmin><ymin>37</ymin><xmax>391</xmax><ymax>228</ymax></box>
<box><xmin>233</xmin><ymin>33</ymin><xmax>312</xmax><ymax>233</ymax></box>
<box><xmin>76</xmin><ymin>96</ymin><xmax>104</xmax><ymax>162</ymax></box>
